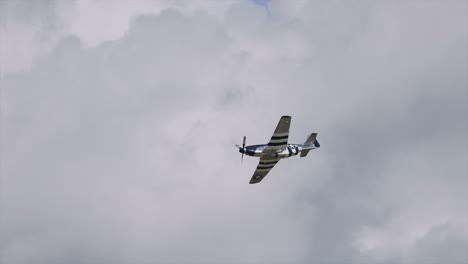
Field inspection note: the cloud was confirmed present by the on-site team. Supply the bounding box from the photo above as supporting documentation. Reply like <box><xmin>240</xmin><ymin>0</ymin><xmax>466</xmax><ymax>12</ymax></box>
<box><xmin>1</xmin><ymin>1</ymin><xmax>467</xmax><ymax>263</ymax></box>
<box><xmin>0</xmin><ymin>0</ymin><xmax>235</xmax><ymax>75</ymax></box>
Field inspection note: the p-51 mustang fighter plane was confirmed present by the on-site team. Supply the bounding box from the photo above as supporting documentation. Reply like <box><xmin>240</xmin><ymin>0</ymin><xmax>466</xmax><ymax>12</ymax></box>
<box><xmin>236</xmin><ymin>116</ymin><xmax>320</xmax><ymax>184</ymax></box>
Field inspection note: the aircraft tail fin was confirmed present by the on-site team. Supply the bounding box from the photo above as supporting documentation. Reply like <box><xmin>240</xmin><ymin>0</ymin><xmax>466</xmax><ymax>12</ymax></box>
<box><xmin>301</xmin><ymin>133</ymin><xmax>319</xmax><ymax>157</ymax></box>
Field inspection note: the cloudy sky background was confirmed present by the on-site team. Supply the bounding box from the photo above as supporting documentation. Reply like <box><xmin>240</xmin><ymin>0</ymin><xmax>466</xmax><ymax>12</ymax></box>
<box><xmin>1</xmin><ymin>0</ymin><xmax>467</xmax><ymax>263</ymax></box>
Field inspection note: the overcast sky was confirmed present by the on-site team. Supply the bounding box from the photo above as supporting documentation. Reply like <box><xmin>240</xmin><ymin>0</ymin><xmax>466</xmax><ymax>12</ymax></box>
<box><xmin>1</xmin><ymin>0</ymin><xmax>467</xmax><ymax>263</ymax></box>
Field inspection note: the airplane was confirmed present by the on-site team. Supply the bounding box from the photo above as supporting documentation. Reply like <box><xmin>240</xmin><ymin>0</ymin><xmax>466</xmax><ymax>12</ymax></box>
<box><xmin>236</xmin><ymin>116</ymin><xmax>320</xmax><ymax>184</ymax></box>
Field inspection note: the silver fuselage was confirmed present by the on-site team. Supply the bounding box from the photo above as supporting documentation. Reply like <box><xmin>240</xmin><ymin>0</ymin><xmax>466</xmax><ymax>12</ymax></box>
<box><xmin>240</xmin><ymin>144</ymin><xmax>317</xmax><ymax>158</ymax></box>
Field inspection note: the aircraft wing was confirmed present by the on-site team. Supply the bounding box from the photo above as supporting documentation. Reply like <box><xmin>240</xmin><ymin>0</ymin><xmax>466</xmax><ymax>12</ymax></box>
<box><xmin>249</xmin><ymin>157</ymin><xmax>281</xmax><ymax>184</ymax></box>
<box><xmin>263</xmin><ymin>116</ymin><xmax>291</xmax><ymax>154</ymax></box>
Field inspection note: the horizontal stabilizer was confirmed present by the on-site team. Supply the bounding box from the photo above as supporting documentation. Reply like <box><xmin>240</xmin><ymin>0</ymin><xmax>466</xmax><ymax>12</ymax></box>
<box><xmin>301</xmin><ymin>133</ymin><xmax>319</xmax><ymax>157</ymax></box>
<box><xmin>300</xmin><ymin>149</ymin><xmax>311</xmax><ymax>157</ymax></box>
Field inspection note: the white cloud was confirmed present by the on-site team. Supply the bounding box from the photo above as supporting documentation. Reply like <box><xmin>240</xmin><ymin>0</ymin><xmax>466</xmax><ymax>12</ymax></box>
<box><xmin>1</xmin><ymin>0</ymin><xmax>467</xmax><ymax>263</ymax></box>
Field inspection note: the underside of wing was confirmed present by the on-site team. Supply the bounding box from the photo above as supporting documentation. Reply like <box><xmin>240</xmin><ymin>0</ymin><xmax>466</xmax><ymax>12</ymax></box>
<box><xmin>263</xmin><ymin>116</ymin><xmax>291</xmax><ymax>154</ymax></box>
<box><xmin>249</xmin><ymin>157</ymin><xmax>281</xmax><ymax>184</ymax></box>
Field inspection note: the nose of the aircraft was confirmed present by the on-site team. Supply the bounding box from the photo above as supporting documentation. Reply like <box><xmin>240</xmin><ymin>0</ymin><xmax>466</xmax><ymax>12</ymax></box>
<box><xmin>239</xmin><ymin>147</ymin><xmax>246</xmax><ymax>153</ymax></box>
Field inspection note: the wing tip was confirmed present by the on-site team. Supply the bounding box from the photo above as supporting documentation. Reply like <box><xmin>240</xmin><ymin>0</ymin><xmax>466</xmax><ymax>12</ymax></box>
<box><xmin>249</xmin><ymin>174</ymin><xmax>263</xmax><ymax>184</ymax></box>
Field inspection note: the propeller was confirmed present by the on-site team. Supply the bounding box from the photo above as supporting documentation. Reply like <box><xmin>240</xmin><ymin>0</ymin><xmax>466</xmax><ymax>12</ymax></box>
<box><xmin>242</xmin><ymin>136</ymin><xmax>246</xmax><ymax>162</ymax></box>
<box><xmin>235</xmin><ymin>136</ymin><xmax>247</xmax><ymax>162</ymax></box>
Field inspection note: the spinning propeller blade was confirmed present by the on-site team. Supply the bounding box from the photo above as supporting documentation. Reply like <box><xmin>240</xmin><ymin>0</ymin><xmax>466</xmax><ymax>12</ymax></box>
<box><xmin>242</xmin><ymin>136</ymin><xmax>246</xmax><ymax>162</ymax></box>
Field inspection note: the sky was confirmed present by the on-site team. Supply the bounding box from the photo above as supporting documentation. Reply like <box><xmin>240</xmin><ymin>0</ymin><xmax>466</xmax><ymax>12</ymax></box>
<box><xmin>1</xmin><ymin>0</ymin><xmax>467</xmax><ymax>263</ymax></box>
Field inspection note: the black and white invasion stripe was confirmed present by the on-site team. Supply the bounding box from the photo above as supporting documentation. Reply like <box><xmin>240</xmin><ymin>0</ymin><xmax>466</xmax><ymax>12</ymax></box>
<box><xmin>268</xmin><ymin>132</ymin><xmax>288</xmax><ymax>146</ymax></box>
<box><xmin>256</xmin><ymin>158</ymin><xmax>280</xmax><ymax>171</ymax></box>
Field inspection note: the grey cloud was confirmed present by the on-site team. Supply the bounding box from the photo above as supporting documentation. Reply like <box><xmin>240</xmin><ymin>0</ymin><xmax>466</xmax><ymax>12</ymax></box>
<box><xmin>405</xmin><ymin>225</ymin><xmax>468</xmax><ymax>264</ymax></box>
<box><xmin>1</xmin><ymin>1</ymin><xmax>467</xmax><ymax>264</ymax></box>
<box><xmin>1</xmin><ymin>7</ymin><xmax>308</xmax><ymax>263</ymax></box>
<box><xmin>0</xmin><ymin>0</ymin><xmax>67</xmax><ymax>74</ymax></box>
